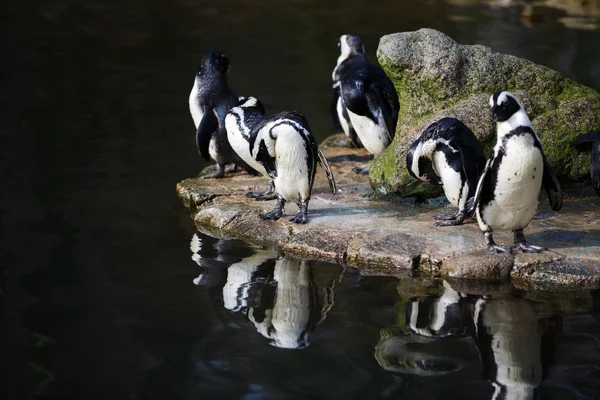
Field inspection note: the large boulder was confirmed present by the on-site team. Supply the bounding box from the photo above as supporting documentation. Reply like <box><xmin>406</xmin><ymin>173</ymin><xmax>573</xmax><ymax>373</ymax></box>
<box><xmin>370</xmin><ymin>28</ymin><xmax>600</xmax><ymax>197</ymax></box>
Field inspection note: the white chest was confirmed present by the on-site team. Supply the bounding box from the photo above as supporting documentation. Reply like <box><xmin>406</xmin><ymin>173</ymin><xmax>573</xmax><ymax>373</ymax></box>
<box><xmin>346</xmin><ymin>109</ymin><xmax>389</xmax><ymax>155</ymax></box>
<box><xmin>482</xmin><ymin>136</ymin><xmax>544</xmax><ymax>230</ymax></box>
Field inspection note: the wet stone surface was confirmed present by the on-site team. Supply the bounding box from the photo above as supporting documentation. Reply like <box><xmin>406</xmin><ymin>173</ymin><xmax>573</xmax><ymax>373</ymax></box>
<box><xmin>177</xmin><ymin>137</ymin><xmax>600</xmax><ymax>289</ymax></box>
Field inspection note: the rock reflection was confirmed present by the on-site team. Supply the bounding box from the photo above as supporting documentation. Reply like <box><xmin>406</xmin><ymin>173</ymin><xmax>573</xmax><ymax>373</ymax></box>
<box><xmin>376</xmin><ymin>280</ymin><xmax>562</xmax><ymax>399</ymax></box>
<box><xmin>220</xmin><ymin>252</ymin><xmax>336</xmax><ymax>349</ymax></box>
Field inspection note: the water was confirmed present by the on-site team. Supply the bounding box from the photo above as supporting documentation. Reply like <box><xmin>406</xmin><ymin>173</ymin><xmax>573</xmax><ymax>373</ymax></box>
<box><xmin>1</xmin><ymin>0</ymin><xmax>600</xmax><ymax>399</ymax></box>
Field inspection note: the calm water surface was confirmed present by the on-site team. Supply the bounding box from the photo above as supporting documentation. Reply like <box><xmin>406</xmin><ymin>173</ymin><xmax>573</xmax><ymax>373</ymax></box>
<box><xmin>1</xmin><ymin>0</ymin><xmax>600</xmax><ymax>399</ymax></box>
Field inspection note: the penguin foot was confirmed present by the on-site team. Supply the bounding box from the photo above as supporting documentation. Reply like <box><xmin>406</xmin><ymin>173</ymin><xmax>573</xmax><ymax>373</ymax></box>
<box><xmin>487</xmin><ymin>245</ymin><xmax>513</xmax><ymax>254</ymax></box>
<box><xmin>200</xmin><ymin>164</ymin><xmax>225</xmax><ymax>179</ymax></box>
<box><xmin>515</xmin><ymin>241</ymin><xmax>547</xmax><ymax>253</ymax></box>
<box><xmin>247</xmin><ymin>191</ymin><xmax>277</xmax><ymax>201</ymax></box>
<box><xmin>434</xmin><ymin>219</ymin><xmax>464</xmax><ymax>227</ymax></box>
<box><xmin>259</xmin><ymin>198</ymin><xmax>286</xmax><ymax>221</ymax></box>
<box><xmin>289</xmin><ymin>211</ymin><xmax>308</xmax><ymax>224</ymax></box>
<box><xmin>259</xmin><ymin>209</ymin><xmax>284</xmax><ymax>221</ymax></box>
<box><xmin>432</xmin><ymin>214</ymin><xmax>456</xmax><ymax>221</ymax></box>
<box><xmin>352</xmin><ymin>163</ymin><xmax>370</xmax><ymax>175</ymax></box>
<box><xmin>224</xmin><ymin>164</ymin><xmax>237</xmax><ymax>173</ymax></box>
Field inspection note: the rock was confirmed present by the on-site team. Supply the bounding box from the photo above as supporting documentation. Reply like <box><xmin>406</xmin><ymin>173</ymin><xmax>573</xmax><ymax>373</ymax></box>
<box><xmin>177</xmin><ymin>142</ymin><xmax>600</xmax><ymax>289</ymax></box>
<box><xmin>370</xmin><ymin>28</ymin><xmax>600</xmax><ymax>196</ymax></box>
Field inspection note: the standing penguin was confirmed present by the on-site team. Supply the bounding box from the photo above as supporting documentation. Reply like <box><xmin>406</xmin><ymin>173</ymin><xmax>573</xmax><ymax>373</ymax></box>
<box><xmin>571</xmin><ymin>129</ymin><xmax>600</xmax><ymax>197</ymax></box>
<box><xmin>227</xmin><ymin>97</ymin><xmax>337</xmax><ymax>224</ymax></box>
<box><xmin>189</xmin><ymin>49</ymin><xmax>256</xmax><ymax>178</ymax></box>
<box><xmin>224</xmin><ymin>96</ymin><xmax>275</xmax><ymax>200</ymax></box>
<box><xmin>334</xmin><ymin>34</ymin><xmax>400</xmax><ymax>174</ymax></box>
<box><xmin>331</xmin><ymin>35</ymin><xmax>365</xmax><ymax>148</ymax></box>
<box><xmin>407</xmin><ymin>118</ymin><xmax>486</xmax><ymax>226</ymax></box>
<box><xmin>474</xmin><ymin>91</ymin><xmax>563</xmax><ymax>253</ymax></box>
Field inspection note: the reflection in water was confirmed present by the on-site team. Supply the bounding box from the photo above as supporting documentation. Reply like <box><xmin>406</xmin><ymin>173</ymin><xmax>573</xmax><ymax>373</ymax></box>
<box><xmin>191</xmin><ymin>234</ymin><xmax>336</xmax><ymax>349</ymax></box>
<box><xmin>376</xmin><ymin>281</ymin><xmax>562</xmax><ymax>400</ymax></box>
<box><xmin>246</xmin><ymin>256</ymin><xmax>335</xmax><ymax>349</ymax></box>
<box><xmin>474</xmin><ymin>295</ymin><xmax>545</xmax><ymax>400</ymax></box>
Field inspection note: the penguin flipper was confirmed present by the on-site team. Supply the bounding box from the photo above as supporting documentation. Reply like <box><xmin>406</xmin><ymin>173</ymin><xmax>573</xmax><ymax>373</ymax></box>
<box><xmin>331</xmin><ymin>88</ymin><xmax>343</xmax><ymax>132</ymax></box>
<box><xmin>571</xmin><ymin>130</ymin><xmax>600</xmax><ymax>152</ymax></box>
<box><xmin>196</xmin><ymin>104</ymin><xmax>219</xmax><ymax>161</ymax></box>
<box><xmin>541</xmin><ymin>154</ymin><xmax>563</xmax><ymax>211</ymax></box>
<box><xmin>471</xmin><ymin>157</ymin><xmax>493</xmax><ymax>213</ymax></box>
<box><xmin>256</xmin><ymin>139</ymin><xmax>277</xmax><ymax>179</ymax></box>
<box><xmin>316</xmin><ymin>147</ymin><xmax>337</xmax><ymax>195</ymax></box>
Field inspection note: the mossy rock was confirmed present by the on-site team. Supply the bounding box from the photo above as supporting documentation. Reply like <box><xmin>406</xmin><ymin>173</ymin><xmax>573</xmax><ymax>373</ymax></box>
<box><xmin>370</xmin><ymin>28</ymin><xmax>600</xmax><ymax>197</ymax></box>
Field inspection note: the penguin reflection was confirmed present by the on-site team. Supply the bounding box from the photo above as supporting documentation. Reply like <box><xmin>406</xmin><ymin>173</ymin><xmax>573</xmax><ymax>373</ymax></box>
<box><xmin>376</xmin><ymin>281</ymin><xmax>559</xmax><ymax>400</ymax></box>
<box><xmin>474</xmin><ymin>294</ymin><xmax>549</xmax><ymax>400</ymax></box>
<box><xmin>223</xmin><ymin>255</ymin><xmax>335</xmax><ymax>349</ymax></box>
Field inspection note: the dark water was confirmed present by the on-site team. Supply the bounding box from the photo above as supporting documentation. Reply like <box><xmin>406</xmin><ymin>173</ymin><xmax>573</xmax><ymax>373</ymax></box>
<box><xmin>1</xmin><ymin>0</ymin><xmax>600</xmax><ymax>399</ymax></box>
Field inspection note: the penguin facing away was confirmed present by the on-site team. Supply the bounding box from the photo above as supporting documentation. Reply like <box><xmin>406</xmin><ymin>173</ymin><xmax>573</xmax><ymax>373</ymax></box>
<box><xmin>224</xmin><ymin>96</ymin><xmax>276</xmax><ymax>200</ymax></box>
<box><xmin>230</xmin><ymin>100</ymin><xmax>336</xmax><ymax>224</ymax></box>
<box><xmin>407</xmin><ymin>118</ymin><xmax>486</xmax><ymax>226</ymax></box>
<box><xmin>473</xmin><ymin>91</ymin><xmax>563</xmax><ymax>254</ymax></box>
<box><xmin>189</xmin><ymin>49</ymin><xmax>256</xmax><ymax>178</ymax></box>
<box><xmin>571</xmin><ymin>129</ymin><xmax>600</xmax><ymax>197</ymax></box>
<box><xmin>335</xmin><ymin>35</ymin><xmax>400</xmax><ymax>174</ymax></box>
<box><xmin>331</xmin><ymin>34</ymin><xmax>365</xmax><ymax>148</ymax></box>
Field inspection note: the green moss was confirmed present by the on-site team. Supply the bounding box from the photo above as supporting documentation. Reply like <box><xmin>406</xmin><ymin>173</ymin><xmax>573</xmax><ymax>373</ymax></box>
<box><xmin>371</xmin><ymin>30</ymin><xmax>600</xmax><ymax>196</ymax></box>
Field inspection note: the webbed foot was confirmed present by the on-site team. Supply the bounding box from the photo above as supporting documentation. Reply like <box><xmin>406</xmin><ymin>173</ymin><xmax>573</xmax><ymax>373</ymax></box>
<box><xmin>259</xmin><ymin>197</ymin><xmax>285</xmax><ymax>221</ymax></box>
<box><xmin>432</xmin><ymin>214</ymin><xmax>456</xmax><ymax>221</ymax></box>
<box><xmin>352</xmin><ymin>163</ymin><xmax>370</xmax><ymax>175</ymax></box>
<box><xmin>487</xmin><ymin>245</ymin><xmax>513</xmax><ymax>254</ymax></box>
<box><xmin>224</xmin><ymin>164</ymin><xmax>237</xmax><ymax>173</ymax></box>
<box><xmin>200</xmin><ymin>164</ymin><xmax>225</xmax><ymax>179</ymax></box>
<box><xmin>514</xmin><ymin>229</ymin><xmax>547</xmax><ymax>253</ymax></box>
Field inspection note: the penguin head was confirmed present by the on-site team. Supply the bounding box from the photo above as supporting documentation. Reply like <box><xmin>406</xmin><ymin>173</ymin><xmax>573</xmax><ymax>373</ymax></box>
<box><xmin>406</xmin><ymin>139</ymin><xmax>441</xmax><ymax>184</ymax></box>
<box><xmin>337</xmin><ymin>34</ymin><xmax>365</xmax><ymax>60</ymax></box>
<box><xmin>200</xmin><ymin>49</ymin><xmax>230</xmax><ymax>76</ymax></box>
<box><xmin>237</xmin><ymin>96</ymin><xmax>266</xmax><ymax>115</ymax></box>
<box><xmin>490</xmin><ymin>91</ymin><xmax>522</xmax><ymax>122</ymax></box>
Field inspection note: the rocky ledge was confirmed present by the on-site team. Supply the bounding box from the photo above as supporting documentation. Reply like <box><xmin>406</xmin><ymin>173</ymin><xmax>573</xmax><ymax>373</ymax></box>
<box><xmin>177</xmin><ymin>138</ymin><xmax>600</xmax><ymax>290</ymax></box>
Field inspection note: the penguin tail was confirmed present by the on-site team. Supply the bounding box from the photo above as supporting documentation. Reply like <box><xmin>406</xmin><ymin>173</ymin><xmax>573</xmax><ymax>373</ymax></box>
<box><xmin>316</xmin><ymin>147</ymin><xmax>337</xmax><ymax>195</ymax></box>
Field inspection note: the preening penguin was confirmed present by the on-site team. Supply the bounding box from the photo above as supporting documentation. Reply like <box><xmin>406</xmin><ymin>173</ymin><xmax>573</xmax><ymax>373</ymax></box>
<box><xmin>571</xmin><ymin>129</ymin><xmax>600</xmax><ymax>197</ymax></box>
<box><xmin>407</xmin><ymin>118</ymin><xmax>486</xmax><ymax>226</ymax></box>
<box><xmin>334</xmin><ymin>35</ymin><xmax>399</xmax><ymax>173</ymax></box>
<box><xmin>473</xmin><ymin>91</ymin><xmax>563</xmax><ymax>253</ymax></box>
<box><xmin>224</xmin><ymin>96</ymin><xmax>275</xmax><ymax>200</ymax></box>
<box><xmin>331</xmin><ymin>34</ymin><xmax>365</xmax><ymax>148</ymax></box>
<box><xmin>189</xmin><ymin>49</ymin><xmax>256</xmax><ymax>178</ymax></box>
<box><xmin>230</xmin><ymin>105</ymin><xmax>336</xmax><ymax>224</ymax></box>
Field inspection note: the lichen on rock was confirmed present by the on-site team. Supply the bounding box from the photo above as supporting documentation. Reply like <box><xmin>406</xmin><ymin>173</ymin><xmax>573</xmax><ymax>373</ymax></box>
<box><xmin>370</xmin><ymin>28</ymin><xmax>600</xmax><ymax>197</ymax></box>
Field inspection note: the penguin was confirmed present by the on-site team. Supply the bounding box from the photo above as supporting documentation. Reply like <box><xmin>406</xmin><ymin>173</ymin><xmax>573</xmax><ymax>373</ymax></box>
<box><xmin>221</xmin><ymin>249</ymin><xmax>278</xmax><ymax>312</ymax></box>
<box><xmin>224</xmin><ymin>96</ymin><xmax>275</xmax><ymax>200</ymax></box>
<box><xmin>406</xmin><ymin>280</ymin><xmax>473</xmax><ymax>338</ymax></box>
<box><xmin>335</xmin><ymin>35</ymin><xmax>400</xmax><ymax>174</ymax></box>
<box><xmin>331</xmin><ymin>34</ymin><xmax>365</xmax><ymax>148</ymax></box>
<box><xmin>473</xmin><ymin>295</ymin><xmax>543</xmax><ymax>400</ymax></box>
<box><xmin>571</xmin><ymin>129</ymin><xmax>600</xmax><ymax>197</ymax></box>
<box><xmin>406</xmin><ymin>118</ymin><xmax>486</xmax><ymax>226</ymax></box>
<box><xmin>189</xmin><ymin>49</ymin><xmax>257</xmax><ymax>178</ymax></box>
<box><xmin>246</xmin><ymin>256</ymin><xmax>335</xmax><ymax>349</ymax></box>
<box><xmin>473</xmin><ymin>91</ymin><xmax>563</xmax><ymax>254</ymax></box>
<box><xmin>227</xmin><ymin>100</ymin><xmax>337</xmax><ymax>224</ymax></box>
